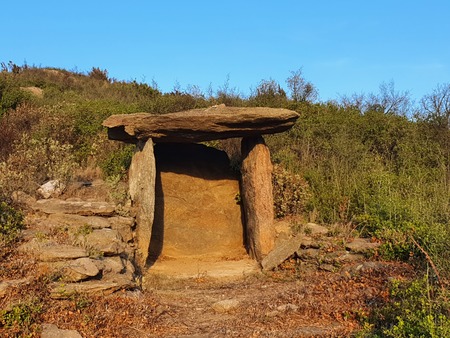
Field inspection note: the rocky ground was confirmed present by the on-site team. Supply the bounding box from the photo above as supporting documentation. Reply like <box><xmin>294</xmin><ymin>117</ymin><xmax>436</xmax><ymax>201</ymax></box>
<box><xmin>0</xmin><ymin>182</ymin><xmax>416</xmax><ymax>337</ymax></box>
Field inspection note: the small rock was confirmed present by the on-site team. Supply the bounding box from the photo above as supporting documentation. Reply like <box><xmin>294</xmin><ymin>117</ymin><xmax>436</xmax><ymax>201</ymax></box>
<box><xmin>304</xmin><ymin>223</ymin><xmax>329</xmax><ymax>236</ymax></box>
<box><xmin>211</xmin><ymin>299</ymin><xmax>240</xmax><ymax>313</ymax></box>
<box><xmin>296</xmin><ymin>248</ymin><xmax>320</xmax><ymax>261</ymax></box>
<box><xmin>345</xmin><ymin>238</ymin><xmax>381</xmax><ymax>254</ymax></box>
<box><xmin>64</xmin><ymin>257</ymin><xmax>101</xmax><ymax>282</ymax></box>
<box><xmin>41</xmin><ymin>324</ymin><xmax>82</xmax><ymax>338</ymax></box>
<box><xmin>95</xmin><ymin>256</ymin><xmax>135</xmax><ymax>280</ymax></box>
<box><xmin>37</xmin><ymin>180</ymin><xmax>66</xmax><ymax>199</ymax></box>
<box><xmin>277</xmin><ymin>303</ymin><xmax>299</xmax><ymax>312</ymax></box>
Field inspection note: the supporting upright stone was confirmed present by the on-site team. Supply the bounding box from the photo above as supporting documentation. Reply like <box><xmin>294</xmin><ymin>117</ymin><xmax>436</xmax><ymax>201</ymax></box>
<box><xmin>128</xmin><ymin>139</ymin><xmax>156</xmax><ymax>266</ymax></box>
<box><xmin>240</xmin><ymin>136</ymin><xmax>275</xmax><ymax>261</ymax></box>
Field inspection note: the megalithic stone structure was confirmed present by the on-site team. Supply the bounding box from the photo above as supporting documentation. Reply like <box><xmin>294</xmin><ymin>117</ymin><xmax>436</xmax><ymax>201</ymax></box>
<box><xmin>102</xmin><ymin>105</ymin><xmax>299</xmax><ymax>268</ymax></box>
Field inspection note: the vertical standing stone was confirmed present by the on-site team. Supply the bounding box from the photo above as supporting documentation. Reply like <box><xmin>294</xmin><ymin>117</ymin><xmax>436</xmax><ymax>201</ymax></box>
<box><xmin>128</xmin><ymin>139</ymin><xmax>156</xmax><ymax>266</ymax></box>
<box><xmin>241</xmin><ymin>136</ymin><xmax>275</xmax><ymax>261</ymax></box>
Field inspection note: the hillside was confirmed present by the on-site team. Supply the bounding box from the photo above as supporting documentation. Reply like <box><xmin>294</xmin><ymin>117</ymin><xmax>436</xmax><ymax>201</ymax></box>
<box><xmin>0</xmin><ymin>63</ymin><xmax>449</xmax><ymax>337</ymax></box>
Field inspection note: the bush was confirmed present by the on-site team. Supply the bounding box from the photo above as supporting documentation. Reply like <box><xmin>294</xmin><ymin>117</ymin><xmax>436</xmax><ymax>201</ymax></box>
<box><xmin>272</xmin><ymin>164</ymin><xmax>311</xmax><ymax>218</ymax></box>
<box><xmin>0</xmin><ymin>297</ymin><xmax>42</xmax><ymax>336</ymax></box>
<box><xmin>359</xmin><ymin>276</ymin><xmax>450</xmax><ymax>337</ymax></box>
<box><xmin>0</xmin><ymin>201</ymin><xmax>24</xmax><ymax>244</ymax></box>
<box><xmin>100</xmin><ymin>144</ymin><xmax>134</xmax><ymax>179</ymax></box>
<box><xmin>0</xmin><ymin>135</ymin><xmax>78</xmax><ymax>196</ymax></box>
<box><xmin>0</xmin><ymin>77</ymin><xmax>29</xmax><ymax>115</ymax></box>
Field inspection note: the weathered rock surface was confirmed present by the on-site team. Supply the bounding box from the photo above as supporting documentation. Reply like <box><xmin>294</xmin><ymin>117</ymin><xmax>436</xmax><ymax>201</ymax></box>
<box><xmin>50</xmin><ymin>277</ymin><xmax>134</xmax><ymax>299</ymax></box>
<box><xmin>128</xmin><ymin>139</ymin><xmax>156</xmax><ymax>265</ymax></box>
<box><xmin>96</xmin><ymin>256</ymin><xmax>135</xmax><ymax>275</ymax></box>
<box><xmin>150</xmin><ymin>143</ymin><xmax>245</xmax><ymax>261</ymax></box>
<box><xmin>63</xmin><ymin>257</ymin><xmax>101</xmax><ymax>282</ymax></box>
<box><xmin>18</xmin><ymin>196</ymin><xmax>136</xmax><ymax>297</ymax></box>
<box><xmin>83</xmin><ymin>228</ymin><xmax>125</xmax><ymax>256</ymax></box>
<box><xmin>261</xmin><ymin>235</ymin><xmax>304</xmax><ymax>271</ymax></box>
<box><xmin>345</xmin><ymin>238</ymin><xmax>381</xmax><ymax>253</ymax></box>
<box><xmin>33</xmin><ymin>198</ymin><xmax>116</xmax><ymax>216</ymax></box>
<box><xmin>37</xmin><ymin>180</ymin><xmax>66</xmax><ymax>199</ymax></box>
<box><xmin>241</xmin><ymin>136</ymin><xmax>275</xmax><ymax>261</ymax></box>
<box><xmin>19</xmin><ymin>239</ymin><xmax>89</xmax><ymax>261</ymax></box>
<box><xmin>102</xmin><ymin>105</ymin><xmax>299</xmax><ymax>143</ymax></box>
<box><xmin>108</xmin><ymin>216</ymin><xmax>135</xmax><ymax>243</ymax></box>
<box><xmin>47</xmin><ymin>213</ymin><xmax>111</xmax><ymax>229</ymax></box>
<box><xmin>41</xmin><ymin>324</ymin><xmax>82</xmax><ymax>338</ymax></box>
<box><xmin>304</xmin><ymin>222</ymin><xmax>329</xmax><ymax>235</ymax></box>
<box><xmin>0</xmin><ymin>278</ymin><xmax>31</xmax><ymax>297</ymax></box>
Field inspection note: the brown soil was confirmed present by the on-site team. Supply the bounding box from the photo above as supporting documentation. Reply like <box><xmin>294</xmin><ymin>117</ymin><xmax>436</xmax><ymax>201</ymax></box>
<box><xmin>0</xmin><ymin>239</ymin><xmax>415</xmax><ymax>338</ymax></box>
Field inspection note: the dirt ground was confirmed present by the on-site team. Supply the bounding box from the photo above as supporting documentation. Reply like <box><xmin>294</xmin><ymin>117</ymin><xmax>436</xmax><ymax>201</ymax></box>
<box><xmin>1</xmin><ymin>241</ymin><xmax>414</xmax><ymax>338</ymax></box>
<box><xmin>1</xmin><ymin>182</ymin><xmax>416</xmax><ymax>337</ymax></box>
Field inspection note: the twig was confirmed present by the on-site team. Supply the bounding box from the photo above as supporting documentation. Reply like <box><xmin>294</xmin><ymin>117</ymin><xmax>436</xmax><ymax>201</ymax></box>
<box><xmin>409</xmin><ymin>235</ymin><xmax>448</xmax><ymax>302</ymax></box>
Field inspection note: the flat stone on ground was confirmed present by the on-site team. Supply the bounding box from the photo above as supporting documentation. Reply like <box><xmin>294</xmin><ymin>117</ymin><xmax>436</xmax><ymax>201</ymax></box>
<box><xmin>144</xmin><ymin>258</ymin><xmax>260</xmax><ymax>284</ymax></box>
<box><xmin>33</xmin><ymin>199</ymin><xmax>116</xmax><ymax>216</ymax></box>
<box><xmin>261</xmin><ymin>235</ymin><xmax>304</xmax><ymax>271</ymax></box>
<box><xmin>41</xmin><ymin>324</ymin><xmax>82</xmax><ymax>338</ymax></box>
<box><xmin>47</xmin><ymin>213</ymin><xmax>111</xmax><ymax>229</ymax></box>
<box><xmin>345</xmin><ymin>238</ymin><xmax>381</xmax><ymax>253</ymax></box>
<box><xmin>50</xmin><ymin>277</ymin><xmax>134</xmax><ymax>299</ymax></box>
<box><xmin>19</xmin><ymin>239</ymin><xmax>88</xmax><ymax>261</ymax></box>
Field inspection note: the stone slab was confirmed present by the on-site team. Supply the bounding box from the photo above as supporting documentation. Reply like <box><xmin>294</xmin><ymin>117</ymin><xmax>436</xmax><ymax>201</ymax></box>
<box><xmin>102</xmin><ymin>106</ymin><xmax>299</xmax><ymax>143</ymax></box>
<box><xmin>261</xmin><ymin>235</ymin><xmax>304</xmax><ymax>271</ymax></box>
<box><xmin>241</xmin><ymin>136</ymin><xmax>275</xmax><ymax>261</ymax></box>
<box><xmin>149</xmin><ymin>143</ymin><xmax>246</xmax><ymax>262</ymax></box>
<box><xmin>33</xmin><ymin>199</ymin><xmax>116</xmax><ymax>216</ymax></box>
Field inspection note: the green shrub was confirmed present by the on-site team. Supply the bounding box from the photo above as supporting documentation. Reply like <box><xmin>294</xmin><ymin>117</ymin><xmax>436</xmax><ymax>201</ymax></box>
<box><xmin>0</xmin><ymin>76</ymin><xmax>30</xmax><ymax>116</ymax></box>
<box><xmin>0</xmin><ymin>297</ymin><xmax>42</xmax><ymax>337</ymax></box>
<box><xmin>0</xmin><ymin>298</ymin><xmax>42</xmax><ymax>328</ymax></box>
<box><xmin>0</xmin><ymin>135</ymin><xmax>78</xmax><ymax>196</ymax></box>
<box><xmin>0</xmin><ymin>201</ymin><xmax>24</xmax><ymax>244</ymax></box>
<box><xmin>359</xmin><ymin>276</ymin><xmax>450</xmax><ymax>337</ymax></box>
<box><xmin>100</xmin><ymin>144</ymin><xmax>134</xmax><ymax>179</ymax></box>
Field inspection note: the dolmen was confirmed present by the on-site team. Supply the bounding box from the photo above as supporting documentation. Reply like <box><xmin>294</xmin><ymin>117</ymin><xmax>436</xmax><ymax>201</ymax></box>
<box><xmin>103</xmin><ymin>104</ymin><xmax>299</xmax><ymax>269</ymax></box>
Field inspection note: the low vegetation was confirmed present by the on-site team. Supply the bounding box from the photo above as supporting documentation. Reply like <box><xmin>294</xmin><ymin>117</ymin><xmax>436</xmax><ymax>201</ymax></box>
<box><xmin>1</xmin><ymin>61</ymin><xmax>449</xmax><ymax>336</ymax></box>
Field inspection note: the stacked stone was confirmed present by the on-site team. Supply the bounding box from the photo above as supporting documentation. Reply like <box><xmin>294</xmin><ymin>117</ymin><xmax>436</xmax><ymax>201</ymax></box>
<box><xmin>17</xmin><ymin>197</ymin><xmax>136</xmax><ymax>298</ymax></box>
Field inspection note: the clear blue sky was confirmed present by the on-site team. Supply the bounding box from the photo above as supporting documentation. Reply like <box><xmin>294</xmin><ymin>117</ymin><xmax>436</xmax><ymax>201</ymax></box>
<box><xmin>3</xmin><ymin>1</ymin><xmax>449</xmax><ymax>102</ymax></box>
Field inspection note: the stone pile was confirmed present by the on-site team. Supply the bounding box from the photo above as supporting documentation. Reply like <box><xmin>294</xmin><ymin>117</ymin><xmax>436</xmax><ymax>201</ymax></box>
<box><xmin>16</xmin><ymin>194</ymin><xmax>136</xmax><ymax>298</ymax></box>
<box><xmin>263</xmin><ymin>221</ymin><xmax>382</xmax><ymax>273</ymax></box>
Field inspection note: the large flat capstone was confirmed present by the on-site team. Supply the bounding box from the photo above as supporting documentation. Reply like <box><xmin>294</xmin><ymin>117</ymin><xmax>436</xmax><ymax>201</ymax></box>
<box><xmin>102</xmin><ymin>105</ymin><xmax>299</xmax><ymax>143</ymax></box>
